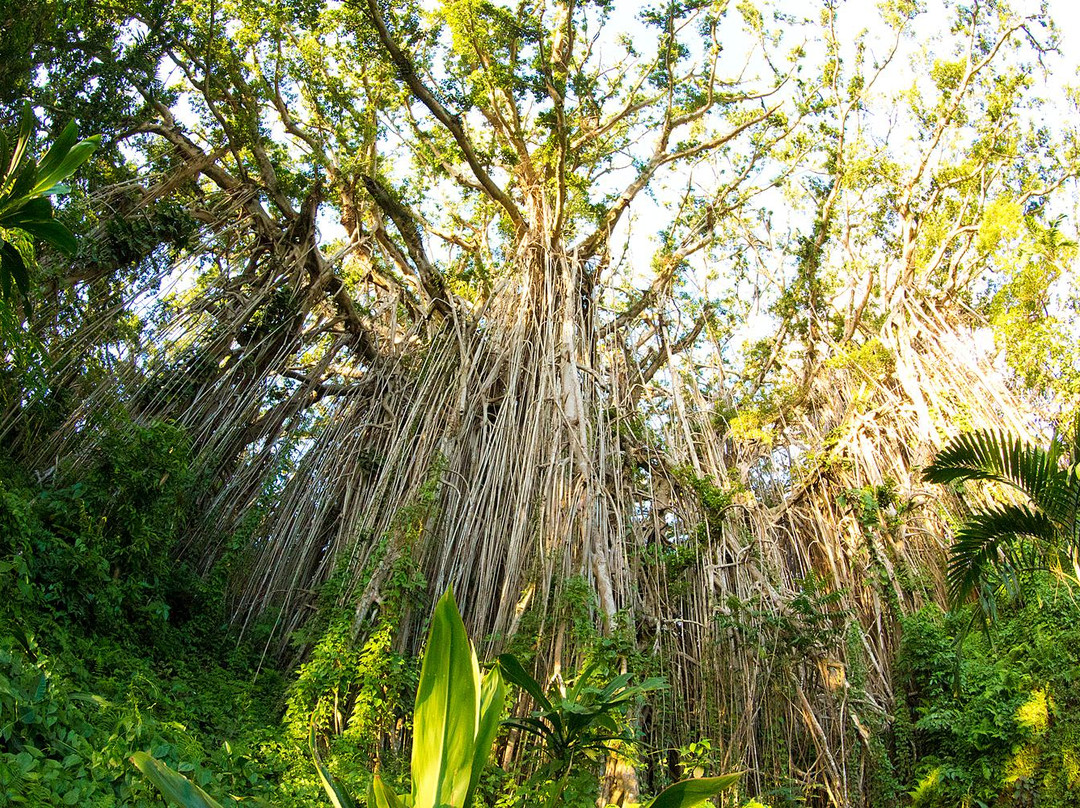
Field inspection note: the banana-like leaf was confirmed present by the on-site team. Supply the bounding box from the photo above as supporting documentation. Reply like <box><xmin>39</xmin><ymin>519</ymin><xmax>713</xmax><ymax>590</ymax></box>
<box><xmin>641</xmin><ymin>773</ymin><xmax>742</xmax><ymax>808</ymax></box>
<box><xmin>32</xmin><ymin>134</ymin><xmax>100</xmax><ymax>194</ymax></box>
<box><xmin>4</xmin><ymin>104</ymin><xmax>33</xmax><ymax>180</ymax></box>
<box><xmin>0</xmin><ymin>196</ymin><xmax>51</xmax><ymax>224</ymax></box>
<box><xmin>310</xmin><ymin>724</ymin><xmax>359</xmax><ymax>808</ymax></box>
<box><xmin>33</xmin><ymin>120</ymin><xmax>79</xmax><ymax>184</ymax></box>
<box><xmin>1</xmin><ymin>240</ymin><xmax>28</xmax><ymax>300</ymax></box>
<box><xmin>12</xmin><ymin>218</ymin><xmax>76</xmax><ymax>254</ymax></box>
<box><xmin>411</xmin><ymin>587</ymin><xmax>479</xmax><ymax>808</ymax></box>
<box><xmin>466</xmin><ymin>666</ymin><xmax>506</xmax><ymax>808</ymax></box>
<box><xmin>130</xmin><ymin>752</ymin><xmax>226</xmax><ymax>808</ymax></box>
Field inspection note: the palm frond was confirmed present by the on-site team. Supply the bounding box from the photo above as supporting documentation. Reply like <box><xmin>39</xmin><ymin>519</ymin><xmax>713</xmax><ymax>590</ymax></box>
<box><xmin>924</xmin><ymin>429</ymin><xmax>1063</xmax><ymax>515</ymax></box>
<box><xmin>946</xmin><ymin>504</ymin><xmax>1058</xmax><ymax>606</ymax></box>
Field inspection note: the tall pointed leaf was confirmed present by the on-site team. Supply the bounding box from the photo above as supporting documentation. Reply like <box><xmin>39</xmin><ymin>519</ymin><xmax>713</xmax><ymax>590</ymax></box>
<box><xmin>15</xmin><ymin>218</ymin><xmax>77</xmax><ymax>254</ymax></box>
<box><xmin>32</xmin><ymin>135</ymin><xmax>100</xmax><ymax>193</ymax></box>
<box><xmin>496</xmin><ymin>653</ymin><xmax>553</xmax><ymax>711</ymax></box>
<box><xmin>33</xmin><ymin>120</ymin><xmax>79</xmax><ymax>182</ymax></box>
<box><xmin>412</xmin><ymin>587</ymin><xmax>480</xmax><ymax>808</ymax></box>
<box><xmin>310</xmin><ymin>724</ymin><xmax>359</xmax><ymax>808</ymax></box>
<box><xmin>467</xmin><ymin>667</ymin><xmax>507</xmax><ymax>808</ymax></box>
<box><xmin>1</xmin><ymin>240</ymin><xmax>28</xmax><ymax>302</ymax></box>
<box><xmin>370</xmin><ymin>775</ymin><xmax>407</xmax><ymax>808</ymax></box>
<box><xmin>5</xmin><ymin>103</ymin><xmax>34</xmax><ymax>178</ymax></box>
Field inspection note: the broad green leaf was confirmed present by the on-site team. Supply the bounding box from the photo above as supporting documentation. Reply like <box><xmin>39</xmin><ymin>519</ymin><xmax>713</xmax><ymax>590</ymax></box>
<box><xmin>0</xmin><ymin>196</ymin><xmax>52</xmax><ymax>224</ymax></box>
<box><xmin>412</xmin><ymin>587</ymin><xmax>479</xmax><ymax>808</ymax></box>
<box><xmin>33</xmin><ymin>135</ymin><xmax>100</xmax><ymax>192</ymax></box>
<box><xmin>0</xmin><ymin>132</ymin><xmax>9</xmax><ymax>178</ymax></box>
<box><xmin>1</xmin><ymin>239</ymin><xmax>28</xmax><ymax>302</ymax></box>
<box><xmin>496</xmin><ymin>653</ymin><xmax>553</xmax><ymax>711</ymax></box>
<box><xmin>467</xmin><ymin>666</ymin><xmax>506</xmax><ymax>808</ymax></box>
<box><xmin>5</xmin><ymin>103</ymin><xmax>34</xmax><ymax>177</ymax></box>
<box><xmin>310</xmin><ymin>724</ymin><xmax>358</xmax><ymax>808</ymax></box>
<box><xmin>130</xmin><ymin>752</ymin><xmax>226</xmax><ymax>808</ymax></box>
<box><xmin>16</xmin><ymin>218</ymin><xmax>77</xmax><ymax>254</ymax></box>
<box><xmin>642</xmin><ymin>774</ymin><xmax>742</xmax><ymax>808</ymax></box>
<box><xmin>566</xmin><ymin>660</ymin><xmax>598</xmax><ymax>703</ymax></box>
<box><xmin>34</xmin><ymin>120</ymin><xmax>79</xmax><ymax>182</ymax></box>
<box><xmin>8</xmin><ymin>161</ymin><xmax>38</xmax><ymax>206</ymax></box>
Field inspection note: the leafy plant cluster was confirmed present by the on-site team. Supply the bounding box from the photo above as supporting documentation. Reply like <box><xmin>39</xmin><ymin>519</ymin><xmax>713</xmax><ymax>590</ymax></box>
<box><xmin>896</xmin><ymin>584</ymin><xmax>1080</xmax><ymax>807</ymax></box>
<box><xmin>0</xmin><ymin>417</ymin><xmax>291</xmax><ymax>806</ymax></box>
<box><xmin>717</xmin><ymin>574</ymin><xmax>850</xmax><ymax>666</ymax></box>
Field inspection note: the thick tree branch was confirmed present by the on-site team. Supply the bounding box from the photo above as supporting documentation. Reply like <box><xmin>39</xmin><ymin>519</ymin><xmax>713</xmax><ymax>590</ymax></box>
<box><xmin>361</xmin><ymin>174</ymin><xmax>450</xmax><ymax>316</ymax></box>
<box><xmin>362</xmin><ymin>0</ymin><xmax>527</xmax><ymax>234</ymax></box>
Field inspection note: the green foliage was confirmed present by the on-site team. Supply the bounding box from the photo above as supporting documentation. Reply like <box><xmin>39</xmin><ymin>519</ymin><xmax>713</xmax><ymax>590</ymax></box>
<box><xmin>1</xmin><ymin>417</ymin><xmax>205</xmax><ymax>638</ymax></box>
<box><xmin>498</xmin><ymin>653</ymin><xmax>666</xmax><ymax>775</ymax></box>
<box><xmin>131</xmin><ymin>752</ymin><xmax>226</xmax><ymax>808</ymax></box>
<box><xmin>138</xmin><ymin>588</ymin><xmax>508</xmax><ymax>808</ymax></box>
<box><xmin>923</xmin><ymin>421</ymin><xmax>1080</xmax><ymax>610</ymax></box>
<box><xmin>896</xmin><ymin>588</ymin><xmax>1080</xmax><ymax>807</ymax></box>
<box><xmin>718</xmin><ymin>573</ymin><xmax>850</xmax><ymax>667</ymax></box>
<box><xmin>0</xmin><ymin>417</ymin><xmax>290</xmax><ymax>807</ymax></box>
<box><xmin>495</xmin><ymin>653</ymin><xmax>736</xmax><ymax>808</ymax></box>
<box><xmin>0</xmin><ymin>100</ymin><xmax>99</xmax><ymax>312</ymax></box>
<box><xmin>397</xmin><ymin>588</ymin><xmax>507</xmax><ymax>808</ymax></box>
<box><xmin>984</xmin><ymin>216</ymin><xmax>1080</xmax><ymax>403</ymax></box>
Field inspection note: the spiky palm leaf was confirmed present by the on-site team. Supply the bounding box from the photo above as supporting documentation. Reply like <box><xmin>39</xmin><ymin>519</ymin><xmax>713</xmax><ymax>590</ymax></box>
<box><xmin>944</xmin><ymin>504</ymin><xmax>1059</xmax><ymax>604</ymax></box>
<box><xmin>923</xmin><ymin>429</ymin><xmax>1063</xmax><ymax>515</ymax></box>
<box><xmin>925</xmin><ymin>421</ymin><xmax>1080</xmax><ymax>609</ymax></box>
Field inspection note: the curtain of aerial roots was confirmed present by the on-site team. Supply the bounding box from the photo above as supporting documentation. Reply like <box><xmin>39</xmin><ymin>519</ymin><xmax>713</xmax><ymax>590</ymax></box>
<box><xmin>232</xmin><ymin>241</ymin><xmax>638</xmax><ymax>655</ymax></box>
<box><xmin>8</xmin><ymin>197</ymin><xmax>365</xmax><ymax>568</ymax></box>
<box><xmin>637</xmin><ymin>296</ymin><xmax>1039</xmax><ymax>805</ymax></box>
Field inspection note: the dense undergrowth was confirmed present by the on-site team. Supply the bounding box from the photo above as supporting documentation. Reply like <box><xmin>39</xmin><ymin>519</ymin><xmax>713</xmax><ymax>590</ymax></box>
<box><xmin>2</xmin><ymin>416</ymin><xmax>1079</xmax><ymax>807</ymax></box>
<box><xmin>0</xmin><ymin>417</ymin><xmax>294</xmax><ymax>806</ymax></box>
<box><xmin>897</xmin><ymin>585</ymin><xmax>1080</xmax><ymax>808</ymax></box>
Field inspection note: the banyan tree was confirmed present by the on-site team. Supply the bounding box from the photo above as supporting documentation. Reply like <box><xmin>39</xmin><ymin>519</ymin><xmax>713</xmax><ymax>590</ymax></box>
<box><xmin>3</xmin><ymin>0</ymin><xmax>1078</xmax><ymax>804</ymax></box>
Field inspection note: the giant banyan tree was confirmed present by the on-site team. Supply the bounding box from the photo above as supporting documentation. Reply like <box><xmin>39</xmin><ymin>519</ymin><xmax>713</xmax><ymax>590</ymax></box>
<box><xmin>3</xmin><ymin>0</ymin><xmax>1078</xmax><ymax>804</ymax></box>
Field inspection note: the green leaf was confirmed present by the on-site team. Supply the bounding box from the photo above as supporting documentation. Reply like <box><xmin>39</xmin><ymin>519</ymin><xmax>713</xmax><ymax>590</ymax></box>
<box><xmin>501</xmin><ymin>716</ymin><xmax>557</xmax><ymax>743</ymax></box>
<box><xmin>370</xmin><ymin>774</ymin><xmax>406</xmax><ymax>808</ymax></box>
<box><xmin>32</xmin><ymin>134</ymin><xmax>100</xmax><ymax>193</ymax></box>
<box><xmin>310</xmin><ymin>725</ymin><xmax>358</xmax><ymax>808</ymax></box>
<box><xmin>1</xmin><ymin>238</ymin><xmax>28</xmax><ymax>303</ymax></box>
<box><xmin>467</xmin><ymin>666</ymin><xmax>506</xmax><ymax>808</ymax></box>
<box><xmin>412</xmin><ymin>587</ymin><xmax>479</xmax><ymax>808</ymax></box>
<box><xmin>130</xmin><ymin>752</ymin><xmax>226</xmax><ymax>808</ymax></box>
<box><xmin>0</xmin><ymin>196</ymin><xmax>52</xmax><ymax>224</ymax></box>
<box><xmin>496</xmin><ymin>653</ymin><xmax>553</xmax><ymax>711</ymax></box>
<box><xmin>0</xmin><ymin>132</ymin><xmax>9</xmax><ymax>178</ymax></box>
<box><xmin>923</xmin><ymin>430</ymin><xmax>1062</xmax><ymax>516</ymax></box>
<box><xmin>15</xmin><ymin>218</ymin><xmax>77</xmax><ymax>254</ymax></box>
<box><xmin>946</xmin><ymin>504</ymin><xmax>1058</xmax><ymax>605</ymax></box>
<box><xmin>5</xmin><ymin>102</ymin><xmax>34</xmax><ymax>178</ymax></box>
<box><xmin>641</xmin><ymin>774</ymin><xmax>742</xmax><ymax>808</ymax></box>
<box><xmin>34</xmin><ymin>120</ymin><xmax>79</xmax><ymax>182</ymax></box>
<box><xmin>8</xmin><ymin>160</ymin><xmax>38</xmax><ymax>206</ymax></box>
